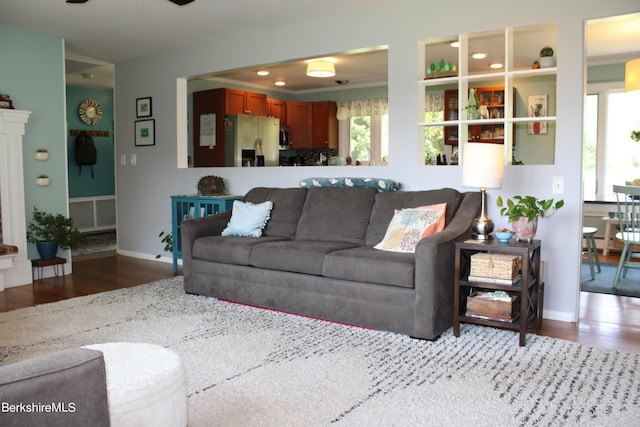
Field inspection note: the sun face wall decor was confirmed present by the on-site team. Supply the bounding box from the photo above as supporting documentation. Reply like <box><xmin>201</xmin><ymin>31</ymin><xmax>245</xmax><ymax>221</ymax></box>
<box><xmin>78</xmin><ymin>98</ymin><xmax>103</xmax><ymax>125</ymax></box>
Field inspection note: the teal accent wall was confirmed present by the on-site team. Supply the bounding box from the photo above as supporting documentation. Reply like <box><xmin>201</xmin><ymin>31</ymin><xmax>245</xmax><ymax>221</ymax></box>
<box><xmin>0</xmin><ymin>25</ymin><xmax>67</xmax><ymax>260</ymax></box>
<box><xmin>588</xmin><ymin>63</ymin><xmax>625</xmax><ymax>84</ymax></box>
<box><xmin>66</xmin><ymin>86</ymin><xmax>115</xmax><ymax>197</ymax></box>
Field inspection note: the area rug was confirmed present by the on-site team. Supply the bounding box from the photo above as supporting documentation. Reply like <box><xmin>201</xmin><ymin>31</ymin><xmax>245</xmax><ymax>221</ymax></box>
<box><xmin>1</xmin><ymin>278</ymin><xmax>639</xmax><ymax>426</ymax></box>
<box><xmin>71</xmin><ymin>231</ymin><xmax>116</xmax><ymax>257</ymax></box>
<box><xmin>581</xmin><ymin>261</ymin><xmax>640</xmax><ymax>298</ymax></box>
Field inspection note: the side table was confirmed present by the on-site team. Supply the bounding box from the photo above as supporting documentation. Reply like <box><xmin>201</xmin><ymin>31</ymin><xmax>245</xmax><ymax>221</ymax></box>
<box><xmin>32</xmin><ymin>257</ymin><xmax>67</xmax><ymax>281</ymax></box>
<box><xmin>453</xmin><ymin>239</ymin><xmax>543</xmax><ymax>346</ymax></box>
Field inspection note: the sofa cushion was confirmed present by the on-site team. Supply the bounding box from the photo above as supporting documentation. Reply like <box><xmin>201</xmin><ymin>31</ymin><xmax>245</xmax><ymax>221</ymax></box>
<box><xmin>243</xmin><ymin>187</ymin><xmax>307</xmax><ymax>238</ymax></box>
<box><xmin>323</xmin><ymin>246</ymin><xmax>416</xmax><ymax>288</ymax></box>
<box><xmin>250</xmin><ymin>240</ymin><xmax>359</xmax><ymax>275</ymax></box>
<box><xmin>373</xmin><ymin>203</ymin><xmax>447</xmax><ymax>253</ymax></box>
<box><xmin>366</xmin><ymin>188</ymin><xmax>463</xmax><ymax>246</ymax></box>
<box><xmin>299</xmin><ymin>177</ymin><xmax>400</xmax><ymax>192</ymax></box>
<box><xmin>296</xmin><ymin>187</ymin><xmax>377</xmax><ymax>245</ymax></box>
<box><xmin>192</xmin><ymin>235</ymin><xmax>288</xmax><ymax>265</ymax></box>
<box><xmin>221</xmin><ymin>200</ymin><xmax>273</xmax><ymax>237</ymax></box>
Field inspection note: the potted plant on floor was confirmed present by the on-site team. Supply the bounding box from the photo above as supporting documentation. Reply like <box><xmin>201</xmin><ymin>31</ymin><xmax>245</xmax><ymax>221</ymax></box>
<box><xmin>26</xmin><ymin>207</ymin><xmax>85</xmax><ymax>260</ymax></box>
<box><xmin>496</xmin><ymin>195</ymin><xmax>564</xmax><ymax>241</ymax></box>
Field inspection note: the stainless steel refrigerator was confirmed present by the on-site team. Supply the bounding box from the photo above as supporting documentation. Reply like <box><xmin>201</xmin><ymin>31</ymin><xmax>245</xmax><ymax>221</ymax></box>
<box><xmin>224</xmin><ymin>114</ymin><xmax>280</xmax><ymax>167</ymax></box>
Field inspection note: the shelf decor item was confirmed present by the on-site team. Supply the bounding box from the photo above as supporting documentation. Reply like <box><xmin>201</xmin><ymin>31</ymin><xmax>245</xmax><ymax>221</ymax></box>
<box><xmin>465</xmin><ymin>88</ymin><xmax>480</xmax><ymax>119</ymax></box>
<box><xmin>26</xmin><ymin>207</ymin><xmax>85</xmax><ymax>259</ymax></box>
<box><xmin>496</xmin><ymin>195</ymin><xmax>564</xmax><ymax>241</ymax></box>
<box><xmin>539</xmin><ymin>46</ymin><xmax>555</xmax><ymax>68</ymax></box>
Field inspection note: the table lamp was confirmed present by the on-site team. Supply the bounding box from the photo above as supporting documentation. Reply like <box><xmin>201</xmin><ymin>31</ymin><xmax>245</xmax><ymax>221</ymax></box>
<box><xmin>462</xmin><ymin>142</ymin><xmax>505</xmax><ymax>240</ymax></box>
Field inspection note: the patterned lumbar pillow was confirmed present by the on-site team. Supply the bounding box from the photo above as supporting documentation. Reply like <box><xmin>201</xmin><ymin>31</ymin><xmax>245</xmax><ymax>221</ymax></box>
<box><xmin>221</xmin><ymin>200</ymin><xmax>273</xmax><ymax>237</ymax></box>
<box><xmin>374</xmin><ymin>203</ymin><xmax>447</xmax><ymax>253</ymax></box>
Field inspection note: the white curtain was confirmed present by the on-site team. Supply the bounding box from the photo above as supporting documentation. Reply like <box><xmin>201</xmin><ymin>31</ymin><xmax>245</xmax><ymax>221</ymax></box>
<box><xmin>336</xmin><ymin>98</ymin><xmax>388</xmax><ymax>120</ymax></box>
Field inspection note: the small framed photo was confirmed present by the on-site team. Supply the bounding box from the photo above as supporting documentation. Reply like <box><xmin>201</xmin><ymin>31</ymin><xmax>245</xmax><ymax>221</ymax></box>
<box><xmin>136</xmin><ymin>97</ymin><xmax>152</xmax><ymax>118</ymax></box>
<box><xmin>528</xmin><ymin>94</ymin><xmax>548</xmax><ymax>135</ymax></box>
<box><xmin>134</xmin><ymin>119</ymin><xmax>155</xmax><ymax>146</ymax></box>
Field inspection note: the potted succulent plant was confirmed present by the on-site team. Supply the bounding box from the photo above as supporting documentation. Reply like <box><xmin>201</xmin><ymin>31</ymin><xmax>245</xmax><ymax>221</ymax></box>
<box><xmin>26</xmin><ymin>207</ymin><xmax>85</xmax><ymax>259</ymax></box>
<box><xmin>496</xmin><ymin>195</ymin><xmax>564</xmax><ymax>241</ymax></box>
<box><xmin>34</xmin><ymin>148</ymin><xmax>49</xmax><ymax>161</ymax></box>
<box><xmin>35</xmin><ymin>175</ymin><xmax>50</xmax><ymax>186</ymax></box>
<box><xmin>539</xmin><ymin>47</ymin><xmax>555</xmax><ymax>68</ymax></box>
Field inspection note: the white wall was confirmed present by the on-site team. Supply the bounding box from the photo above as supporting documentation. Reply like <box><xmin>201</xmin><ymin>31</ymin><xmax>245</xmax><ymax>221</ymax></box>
<box><xmin>113</xmin><ymin>0</ymin><xmax>640</xmax><ymax>323</ymax></box>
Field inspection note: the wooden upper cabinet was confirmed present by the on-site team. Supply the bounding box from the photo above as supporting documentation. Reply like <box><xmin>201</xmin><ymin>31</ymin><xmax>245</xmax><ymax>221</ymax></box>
<box><xmin>312</xmin><ymin>101</ymin><xmax>338</xmax><ymax>149</ymax></box>
<box><xmin>287</xmin><ymin>101</ymin><xmax>312</xmax><ymax>148</ymax></box>
<box><xmin>245</xmin><ymin>91</ymin><xmax>267</xmax><ymax>116</ymax></box>
<box><xmin>268</xmin><ymin>98</ymin><xmax>287</xmax><ymax>123</ymax></box>
<box><xmin>222</xmin><ymin>88</ymin><xmax>267</xmax><ymax>116</ymax></box>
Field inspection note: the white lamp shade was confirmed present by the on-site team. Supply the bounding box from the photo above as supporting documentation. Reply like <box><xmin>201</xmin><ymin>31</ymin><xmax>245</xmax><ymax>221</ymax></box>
<box><xmin>306</xmin><ymin>60</ymin><xmax>336</xmax><ymax>78</ymax></box>
<box><xmin>625</xmin><ymin>58</ymin><xmax>640</xmax><ymax>93</ymax></box>
<box><xmin>461</xmin><ymin>143</ymin><xmax>504</xmax><ymax>189</ymax></box>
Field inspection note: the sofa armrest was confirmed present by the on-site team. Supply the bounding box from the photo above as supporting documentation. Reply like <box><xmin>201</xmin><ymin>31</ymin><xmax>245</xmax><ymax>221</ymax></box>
<box><xmin>0</xmin><ymin>348</ymin><xmax>109</xmax><ymax>427</ymax></box>
<box><xmin>181</xmin><ymin>211</ymin><xmax>232</xmax><ymax>287</ymax></box>
<box><xmin>412</xmin><ymin>191</ymin><xmax>481</xmax><ymax>339</ymax></box>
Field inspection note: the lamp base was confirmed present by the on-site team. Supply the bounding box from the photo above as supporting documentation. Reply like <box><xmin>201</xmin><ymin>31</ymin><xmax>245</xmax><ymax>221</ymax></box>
<box><xmin>471</xmin><ymin>187</ymin><xmax>495</xmax><ymax>240</ymax></box>
<box><xmin>471</xmin><ymin>217</ymin><xmax>495</xmax><ymax>240</ymax></box>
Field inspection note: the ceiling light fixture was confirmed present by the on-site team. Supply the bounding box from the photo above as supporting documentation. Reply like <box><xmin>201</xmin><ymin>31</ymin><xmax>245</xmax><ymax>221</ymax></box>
<box><xmin>489</xmin><ymin>63</ymin><xmax>503</xmax><ymax>69</ymax></box>
<box><xmin>256</xmin><ymin>70</ymin><xmax>269</xmax><ymax>76</ymax></box>
<box><xmin>274</xmin><ymin>81</ymin><xmax>286</xmax><ymax>86</ymax></box>
<box><xmin>449</xmin><ymin>41</ymin><xmax>460</xmax><ymax>48</ymax></box>
<box><xmin>625</xmin><ymin>58</ymin><xmax>640</xmax><ymax>93</ymax></box>
<box><xmin>472</xmin><ymin>52</ymin><xmax>488</xmax><ymax>59</ymax></box>
<box><xmin>306</xmin><ymin>60</ymin><xmax>336</xmax><ymax>78</ymax></box>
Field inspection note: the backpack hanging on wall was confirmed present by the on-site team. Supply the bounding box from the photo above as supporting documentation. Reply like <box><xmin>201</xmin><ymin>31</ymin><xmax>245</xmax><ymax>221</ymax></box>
<box><xmin>75</xmin><ymin>131</ymin><xmax>97</xmax><ymax>178</ymax></box>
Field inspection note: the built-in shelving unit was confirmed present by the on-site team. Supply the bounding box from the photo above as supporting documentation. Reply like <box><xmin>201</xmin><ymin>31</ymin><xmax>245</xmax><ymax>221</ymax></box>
<box><xmin>418</xmin><ymin>24</ymin><xmax>557</xmax><ymax>165</ymax></box>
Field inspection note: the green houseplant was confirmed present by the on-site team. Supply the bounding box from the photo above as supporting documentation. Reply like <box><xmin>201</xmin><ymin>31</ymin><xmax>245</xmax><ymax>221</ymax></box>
<box><xmin>26</xmin><ymin>207</ymin><xmax>85</xmax><ymax>259</ymax></box>
<box><xmin>539</xmin><ymin>46</ymin><xmax>555</xmax><ymax>68</ymax></box>
<box><xmin>496</xmin><ymin>195</ymin><xmax>564</xmax><ymax>241</ymax></box>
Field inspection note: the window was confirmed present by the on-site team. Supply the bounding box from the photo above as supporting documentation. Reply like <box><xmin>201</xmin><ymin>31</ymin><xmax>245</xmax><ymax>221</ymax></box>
<box><xmin>348</xmin><ymin>114</ymin><xmax>389</xmax><ymax>165</ymax></box>
<box><xmin>583</xmin><ymin>84</ymin><xmax>640</xmax><ymax>201</ymax></box>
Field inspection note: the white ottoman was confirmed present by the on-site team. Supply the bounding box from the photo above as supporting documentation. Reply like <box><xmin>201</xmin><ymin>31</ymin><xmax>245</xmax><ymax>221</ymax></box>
<box><xmin>84</xmin><ymin>342</ymin><xmax>187</xmax><ymax>427</ymax></box>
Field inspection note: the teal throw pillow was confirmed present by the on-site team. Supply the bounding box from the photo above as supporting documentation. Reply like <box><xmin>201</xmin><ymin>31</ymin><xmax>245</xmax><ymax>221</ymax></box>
<box><xmin>221</xmin><ymin>200</ymin><xmax>273</xmax><ymax>237</ymax></box>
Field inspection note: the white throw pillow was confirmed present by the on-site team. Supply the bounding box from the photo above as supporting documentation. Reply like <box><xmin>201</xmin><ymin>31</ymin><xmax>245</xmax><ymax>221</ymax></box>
<box><xmin>221</xmin><ymin>200</ymin><xmax>273</xmax><ymax>237</ymax></box>
<box><xmin>374</xmin><ymin>203</ymin><xmax>447</xmax><ymax>253</ymax></box>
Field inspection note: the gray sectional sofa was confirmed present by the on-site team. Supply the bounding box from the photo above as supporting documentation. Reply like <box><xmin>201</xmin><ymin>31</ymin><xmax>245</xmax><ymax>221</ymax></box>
<box><xmin>181</xmin><ymin>186</ymin><xmax>481</xmax><ymax>340</ymax></box>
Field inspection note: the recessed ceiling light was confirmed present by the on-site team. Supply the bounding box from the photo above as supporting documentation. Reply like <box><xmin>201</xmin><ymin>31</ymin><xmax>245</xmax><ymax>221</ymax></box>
<box><xmin>257</xmin><ymin>70</ymin><xmax>269</xmax><ymax>76</ymax></box>
<box><xmin>490</xmin><ymin>63</ymin><xmax>503</xmax><ymax>69</ymax></box>
<box><xmin>274</xmin><ymin>81</ymin><xmax>286</xmax><ymax>86</ymax></box>
<box><xmin>472</xmin><ymin>52</ymin><xmax>487</xmax><ymax>59</ymax></box>
<box><xmin>449</xmin><ymin>41</ymin><xmax>460</xmax><ymax>48</ymax></box>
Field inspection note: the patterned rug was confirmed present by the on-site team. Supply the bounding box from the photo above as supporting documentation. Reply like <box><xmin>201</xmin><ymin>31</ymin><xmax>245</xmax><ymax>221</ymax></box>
<box><xmin>1</xmin><ymin>277</ymin><xmax>639</xmax><ymax>426</ymax></box>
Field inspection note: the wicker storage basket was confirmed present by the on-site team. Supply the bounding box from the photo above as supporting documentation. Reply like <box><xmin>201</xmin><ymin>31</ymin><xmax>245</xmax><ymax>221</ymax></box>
<box><xmin>470</xmin><ymin>253</ymin><xmax>520</xmax><ymax>279</ymax></box>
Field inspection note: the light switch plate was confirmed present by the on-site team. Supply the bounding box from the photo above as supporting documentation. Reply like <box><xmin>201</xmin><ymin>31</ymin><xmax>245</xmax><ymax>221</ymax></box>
<box><xmin>130</xmin><ymin>154</ymin><xmax>137</xmax><ymax>166</ymax></box>
<box><xmin>121</xmin><ymin>154</ymin><xmax>126</xmax><ymax>165</ymax></box>
<box><xmin>552</xmin><ymin>176</ymin><xmax>564</xmax><ymax>195</ymax></box>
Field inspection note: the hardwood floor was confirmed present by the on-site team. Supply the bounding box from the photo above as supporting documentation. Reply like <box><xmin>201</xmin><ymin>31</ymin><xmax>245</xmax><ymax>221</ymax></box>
<box><xmin>1</xmin><ymin>252</ymin><xmax>639</xmax><ymax>354</ymax></box>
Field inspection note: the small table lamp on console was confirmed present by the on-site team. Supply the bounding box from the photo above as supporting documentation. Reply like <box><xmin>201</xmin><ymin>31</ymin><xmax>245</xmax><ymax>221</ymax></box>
<box><xmin>461</xmin><ymin>142</ymin><xmax>505</xmax><ymax>240</ymax></box>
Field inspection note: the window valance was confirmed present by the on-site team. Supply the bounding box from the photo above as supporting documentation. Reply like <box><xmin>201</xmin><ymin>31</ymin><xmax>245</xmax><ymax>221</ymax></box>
<box><xmin>336</xmin><ymin>98</ymin><xmax>388</xmax><ymax>120</ymax></box>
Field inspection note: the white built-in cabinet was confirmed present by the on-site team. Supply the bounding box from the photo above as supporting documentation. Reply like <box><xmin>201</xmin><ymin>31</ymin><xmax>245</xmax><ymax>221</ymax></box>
<box><xmin>418</xmin><ymin>24</ymin><xmax>557</xmax><ymax>165</ymax></box>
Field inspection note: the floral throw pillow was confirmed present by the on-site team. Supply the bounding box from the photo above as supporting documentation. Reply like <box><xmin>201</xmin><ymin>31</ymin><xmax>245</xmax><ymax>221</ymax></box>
<box><xmin>373</xmin><ymin>203</ymin><xmax>447</xmax><ymax>253</ymax></box>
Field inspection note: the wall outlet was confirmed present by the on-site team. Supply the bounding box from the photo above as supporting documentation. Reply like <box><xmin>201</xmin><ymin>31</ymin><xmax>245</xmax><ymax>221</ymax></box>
<box><xmin>552</xmin><ymin>176</ymin><xmax>564</xmax><ymax>195</ymax></box>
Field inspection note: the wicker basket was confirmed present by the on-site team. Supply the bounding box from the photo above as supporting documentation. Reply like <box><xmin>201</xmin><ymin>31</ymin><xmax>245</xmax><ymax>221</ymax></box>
<box><xmin>470</xmin><ymin>253</ymin><xmax>520</xmax><ymax>279</ymax></box>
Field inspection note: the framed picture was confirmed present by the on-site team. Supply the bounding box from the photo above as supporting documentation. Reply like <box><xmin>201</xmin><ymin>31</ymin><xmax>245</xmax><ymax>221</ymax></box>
<box><xmin>136</xmin><ymin>97</ymin><xmax>152</xmax><ymax>118</ymax></box>
<box><xmin>134</xmin><ymin>119</ymin><xmax>155</xmax><ymax>146</ymax></box>
<box><xmin>528</xmin><ymin>94</ymin><xmax>548</xmax><ymax>135</ymax></box>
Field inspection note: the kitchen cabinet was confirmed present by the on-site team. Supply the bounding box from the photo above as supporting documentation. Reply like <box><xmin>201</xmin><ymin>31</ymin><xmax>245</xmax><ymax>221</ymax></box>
<box><xmin>312</xmin><ymin>101</ymin><xmax>338</xmax><ymax>149</ymax></box>
<box><xmin>223</xmin><ymin>88</ymin><xmax>267</xmax><ymax>116</ymax></box>
<box><xmin>444</xmin><ymin>89</ymin><xmax>458</xmax><ymax>146</ymax></box>
<box><xmin>286</xmin><ymin>101</ymin><xmax>312</xmax><ymax>148</ymax></box>
<box><xmin>268</xmin><ymin>98</ymin><xmax>287</xmax><ymax>123</ymax></box>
